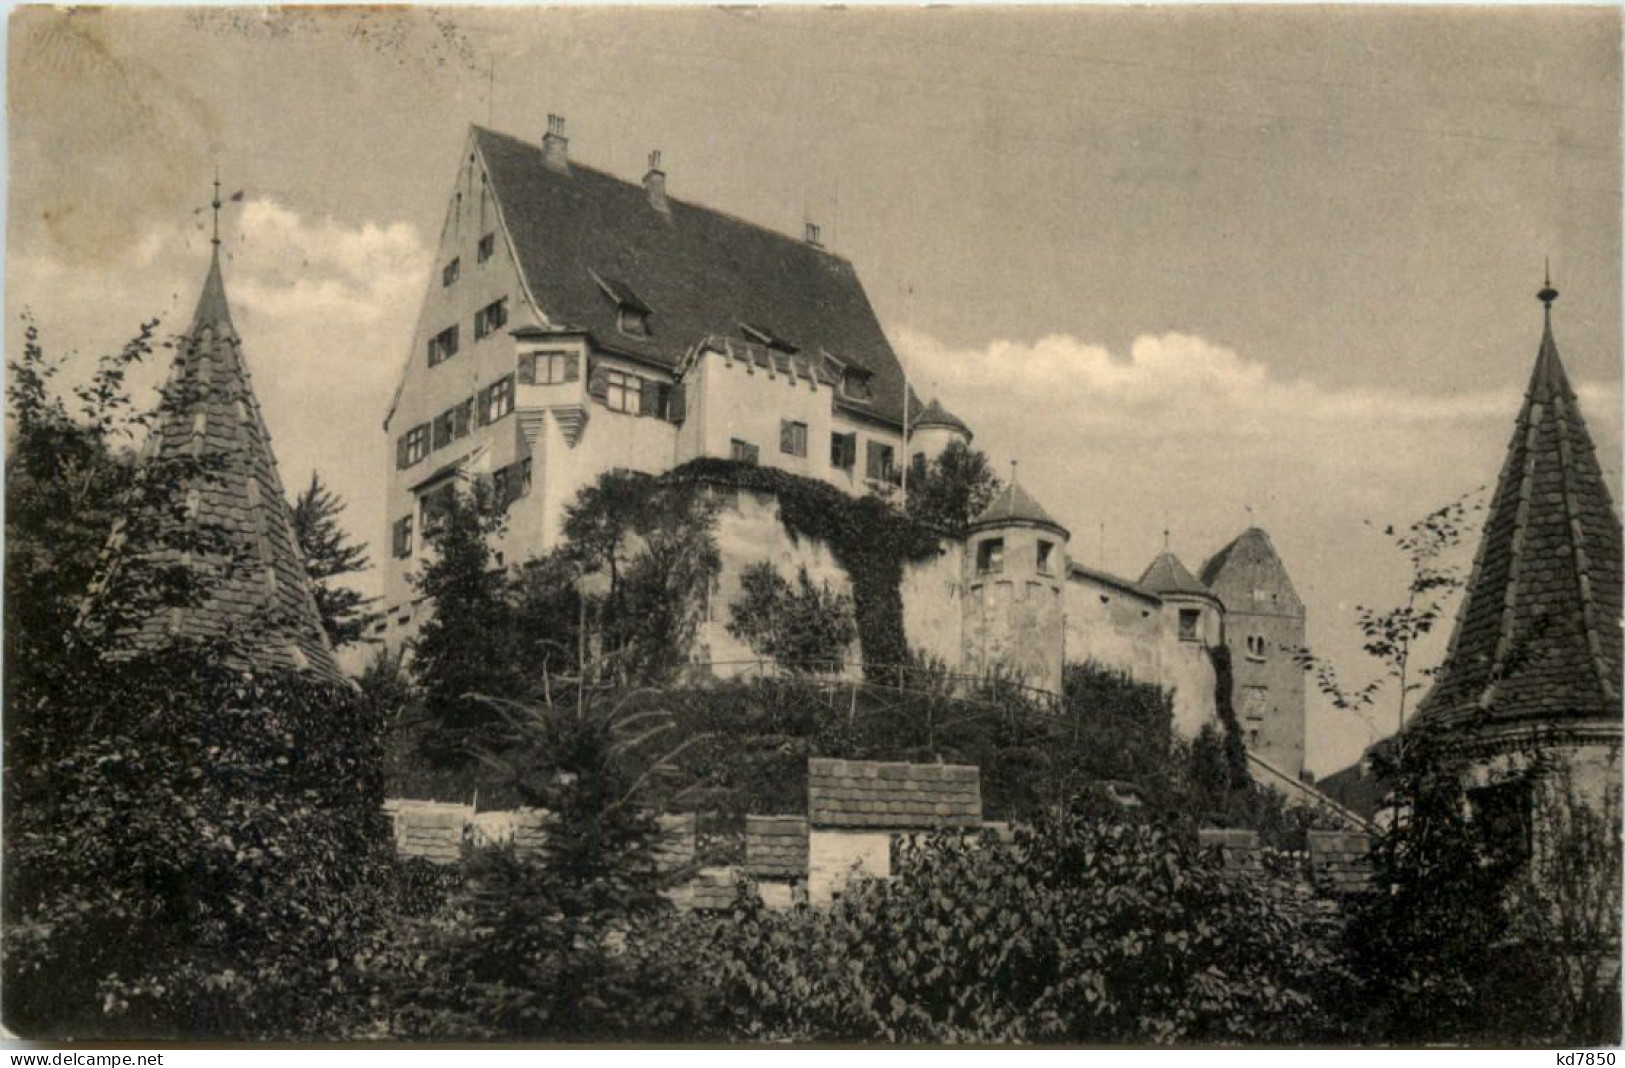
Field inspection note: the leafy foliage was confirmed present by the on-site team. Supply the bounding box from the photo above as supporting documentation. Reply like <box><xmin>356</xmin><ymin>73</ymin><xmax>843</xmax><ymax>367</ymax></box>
<box><xmin>4</xmin><ymin>320</ymin><xmax>391</xmax><ymax>1041</ymax></box>
<box><xmin>697</xmin><ymin>814</ymin><xmax>1353</xmax><ymax>1043</ymax></box>
<box><xmin>904</xmin><ymin>439</ymin><xmax>1001</xmax><ymax>536</ymax></box>
<box><xmin>290</xmin><ymin>470</ymin><xmax>378</xmax><ymax>648</ymax></box>
<box><xmin>726</xmin><ymin>561</ymin><xmax>858</xmax><ymax>672</ymax></box>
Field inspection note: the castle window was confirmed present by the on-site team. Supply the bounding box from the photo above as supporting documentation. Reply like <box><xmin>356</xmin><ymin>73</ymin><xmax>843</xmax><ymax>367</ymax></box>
<box><xmin>865</xmin><ymin>441</ymin><xmax>896</xmax><ymax>483</ymax></box>
<box><xmin>490</xmin><ymin>457</ymin><xmax>532</xmax><ymax>512</ymax></box>
<box><xmin>842</xmin><ymin>368</ymin><xmax>873</xmax><ymax>402</ymax></box>
<box><xmin>478</xmin><ymin>374</ymin><xmax>515</xmax><ymax>424</ymax></box>
<box><xmin>427</xmin><ymin>325</ymin><xmax>460</xmax><ymax>367</ymax></box>
<box><xmin>1037</xmin><ymin>540</ymin><xmax>1055</xmax><ymax>576</ymax></box>
<box><xmin>520</xmin><ymin>350</ymin><xmax>579</xmax><ymax>386</ymax></box>
<box><xmin>1469</xmin><ymin>780</ymin><xmax>1533</xmax><ymax>866</ymax></box>
<box><xmin>397</xmin><ymin>423</ymin><xmax>430</xmax><ymax>468</ymax></box>
<box><xmin>478</xmin><ymin>233</ymin><xmax>496</xmax><ymax>263</ymax></box>
<box><xmin>780</xmin><ymin>420</ymin><xmax>808</xmax><ymax>458</ymax></box>
<box><xmin>431</xmin><ymin>399</ymin><xmax>474</xmax><ymax>450</ymax></box>
<box><xmin>474</xmin><ymin>298</ymin><xmax>509</xmax><ymax>341</ymax></box>
<box><xmin>730</xmin><ymin>439</ymin><xmax>760</xmax><ymax>465</ymax></box>
<box><xmin>910</xmin><ymin>453</ymin><xmax>928</xmax><ymax>481</ymax></box>
<box><xmin>977</xmin><ymin>538</ymin><xmax>1004</xmax><ymax>576</ymax></box>
<box><xmin>442</xmin><ymin>257</ymin><xmax>460</xmax><ymax>287</ymax></box>
<box><xmin>603</xmin><ymin>369</ymin><xmax>642</xmax><ymax>414</ymax></box>
<box><xmin>1178</xmin><ymin>608</ymin><xmax>1201</xmax><ymax>642</ymax></box>
<box><xmin>419</xmin><ymin>482</ymin><xmax>457</xmax><ymax>538</ymax></box>
<box><xmin>1245</xmin><ymin>634</ymin><xmax>1268</xmax><ymax>661</ymax></box>
<box><xmin>392</xmin><ymin>515</ymin><xmax>414</xmax><ymax>558</ymax></box>
<box><xmin>830</xmin><ymin>431</ymin><xmax>857</xmax><ymax>470</ymax></box>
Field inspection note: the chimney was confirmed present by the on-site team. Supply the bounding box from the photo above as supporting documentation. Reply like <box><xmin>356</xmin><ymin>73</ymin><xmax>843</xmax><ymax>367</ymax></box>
<box><xmin>643</xmin><ymin>150</ymin><xmax>669</xmax><ymax>214</ymax></box>
<box><xmin>805</xmin><ymin>222</ymin><xmax>822</xmax><ymax>248</ymax></box>
<box><xmin>542</xmin><ymin>113</ymin><xmax>570</xmax><ymax>174</ymax></box>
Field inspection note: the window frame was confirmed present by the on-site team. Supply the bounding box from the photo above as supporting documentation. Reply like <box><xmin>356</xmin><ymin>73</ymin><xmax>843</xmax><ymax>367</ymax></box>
<box><xmin>481</xmin><ymin>374</ymin><xmax>515</xmax><ymax>424</ymax></box>
<box><xmin>1037</xmin><ymin>539</ymin><xmax>1055</xmax><ymax>576</ymax></box>
<box><xmin>830</xmin><ymin>431</ymin><xmax>856</xmax><ymax>470</ymax></box>
<box><xmin>442</xmin><ymin>257</ymin><xmax>460</xmax><ymax>287</ymax></box>
<box><xmin>392</xmin><ymin>515</ymin><xmax>414</xmax><ymax>558</ymax></box>
<box><xmin>780</xmin><ymin>419</ymin><xmax>809</xmax><ymax>458</ymax></box>
<box><xmin>427</xmin><ymin>325</ymin><xmax>460</xmax><ymax>367</ymax></box>
<box><xmin>474</xmin><ymin>297</ymin><xmax>509</xmax><ymax>341</ymax></box>
<box><xmin>1177</xmin><ymin>607</ymin><xmax>1201</xmax><ymax>642</ymax></box>
<box><xmin>522</xmin><ymin>350</ymin><xmax>577</xmax><ymax>386</ymax></box>
<box><xmin>865</xmin><ymin>440</ymin><xmax>896</xmax><ymax>482</ymax></box>
<box><xmin>976</xmin><ymin>537</ymin><xmax>1005</xmax><ymax>576</ymax></box>
<box><xmin>477</xmin><ymin>233</ymin><xmax>496</xmax><ymax>264</ymax></box>
<box><xmin>398</xmin><ymin>423</ymin><xmax>431</xmax><ymax>468</ymax></box>
<box><xmin>730</xmin><ymin>438</ymin><xmax>760</xmax><ymax>465</ymax></box>
<box><xmin>604</xmin><ymin>369</ymin><xmax>643</xmax><ymax>415</ymax></box>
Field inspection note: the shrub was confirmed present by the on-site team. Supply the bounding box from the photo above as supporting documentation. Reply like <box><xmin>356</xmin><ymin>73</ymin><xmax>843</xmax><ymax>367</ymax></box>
<box><xmin>727</xmin><ymin>561</ymin><xmax>858</xmax><ymax>672</ymax></box>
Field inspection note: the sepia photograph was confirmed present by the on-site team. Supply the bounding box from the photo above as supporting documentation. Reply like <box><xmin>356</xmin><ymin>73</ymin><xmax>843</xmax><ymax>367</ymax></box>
<box><xmin>3</xmin><ymin>3</ymin><xmax>1621</xmax><ymax>1048</ymax></box>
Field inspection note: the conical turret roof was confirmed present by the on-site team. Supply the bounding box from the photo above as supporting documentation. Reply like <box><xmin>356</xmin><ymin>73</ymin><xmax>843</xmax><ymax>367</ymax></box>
<box><xmin>912</xmin><ymin>397</ymin><xmax>972</xmax><ymax>440</ymax></box>
<box><xmin>1416</xmin><ymin>287</ymin><xmax>1622</xmax><ymax>735</ymax></box>
<box><xmin>122</xmin><ymin>246</ymin><xmax>343</xmax><ymax>684</ymax></box>
<box><xmin>1139</xmin><ymin>549</ymin><xmax>1217</xmax><ymax>601</ymax></box>
<box><xmin>970</xmin><ymin>472</ymin><xmax>1067</xmax><ymax>534</ymax></box>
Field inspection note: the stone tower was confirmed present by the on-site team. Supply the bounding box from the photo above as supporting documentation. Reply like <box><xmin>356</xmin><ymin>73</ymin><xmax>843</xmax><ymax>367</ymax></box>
<box><xmin>111</xmin><ymin>220</ymin><xmax>343</xmax><ymax>685</ymax></box>
<box><xmin>1413</xmin><ymin>276</ymin><xmax>1621</xmax><ymax>810</ymax></box>
<box><xmin>1139</xmin><ymin>549</ymin><xmax>1225</xmax><ymax>740</ymax></box>
<box><xmin>961</xmin><ymin>472</ymin><xmax>1069</xmax><ymax>694</ymax></box>
<box><xmin>908</xmin><ymin>397</ymin><xmax>972</xmax><ymax>474</ymax></box>
<box><xmin>1200</xmin><ymin>528</ymin><xmax>1307</xmax><ymax>779</ymax></box>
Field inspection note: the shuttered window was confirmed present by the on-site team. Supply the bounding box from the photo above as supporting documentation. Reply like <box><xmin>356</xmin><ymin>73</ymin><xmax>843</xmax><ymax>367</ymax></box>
<box><xmin>730</xmin><ymin>439</ymin><xmax>760</xmax><ymax>465</ymax></box>
<box><xmin>780</xmin><ymin>420</ymin><xmax>808</xmax><ymax>457</ymax></box>
<box><xmin>392</xmin><ymin>516</ymin><xmax>414</xmax><ymax>558</ymax></box>
<box><xmin>520</xmin><ymin>351</ymin><xmax>578</xmax><ymax>385</ymax></box>
<box><xmin>865</xmin><ymin>440</ymin><xmax>895</xmax><ymax>481</ymax></box>
<box><xmin>474</xmin><ymin>297</ymin><xmax>509</xmax><ymax>341</ymax></box>
<box><xmin>477</xmin><ymin>233</ymin><xmax>496</xmax><ymax>263</ymax></box>
<box><xmin>604</xmin><ymin>369</ymin><xmax>641</xmax><ymax>414</ymax></box>
<box><xmin>427</xmin><ymin>325</ymin><xmax>460</xmax><ymax>366</ymax></box>
<box><xmin>397</xmin><ymin>424</ymin><xmax>430</xmax><ymax>468</ymax></box>
<box><xmin>830</xmin><ymin>432</ymin><xmax>856</xmax><ymax>469</ymax></box>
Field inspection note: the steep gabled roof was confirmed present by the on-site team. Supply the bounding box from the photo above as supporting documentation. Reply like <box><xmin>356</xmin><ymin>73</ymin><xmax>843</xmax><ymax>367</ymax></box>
<box><xmin>1139</xmin><ymin>550</ymin><xmax>1219</xmax><ymax>602</ymax></box>
<box><xmin>472</xmin><ymin>125</ymin><xmax>910</xmax><ymax>428</ymax></box>
<box><xmin>123</xmin><ymin>247</ymin><xmax>343</xmax><ymax>684</ymax></box>
<box><xmin>970</xmin><ymin>475</ymin><xmax>1066</xmax><ymax>533</ymax></box>
<box><xmin>1416</xmin><ymin>290</ymin><xmax>1622</xmax><ymax>734</ymax></box>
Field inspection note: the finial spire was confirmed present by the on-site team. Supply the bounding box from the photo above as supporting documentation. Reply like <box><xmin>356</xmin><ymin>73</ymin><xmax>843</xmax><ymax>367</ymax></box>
<box><xmin>1538</xmin><ymin>258</ymin><xmax>1559</xmax><ymax>311</ymax></box>
<box><xmin>211</xmin><ymin>168</ymin><xmax>222</xmax><ymax>249</ymax></box>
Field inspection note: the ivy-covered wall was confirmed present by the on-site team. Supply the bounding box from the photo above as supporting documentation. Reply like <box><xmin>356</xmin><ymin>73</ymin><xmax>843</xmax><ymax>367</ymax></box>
<box><xmin>664</xmin><ymin>459</ymin><xmax>942</xmax><ymax>675</ymax></box>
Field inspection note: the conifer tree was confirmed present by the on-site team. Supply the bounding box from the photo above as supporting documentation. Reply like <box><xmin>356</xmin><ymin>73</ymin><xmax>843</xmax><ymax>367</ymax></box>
<box><xmin>290</xmin><ymin>471</ymin><xmax>378</xmax><ymax>648</ymax></box>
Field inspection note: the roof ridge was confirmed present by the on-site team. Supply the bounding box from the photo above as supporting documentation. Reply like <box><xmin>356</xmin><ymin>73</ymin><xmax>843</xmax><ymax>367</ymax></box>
<box><xmin>470</xmin><ymin>124</ymin><xmax>856</xmax><ymax>267</ymax></box>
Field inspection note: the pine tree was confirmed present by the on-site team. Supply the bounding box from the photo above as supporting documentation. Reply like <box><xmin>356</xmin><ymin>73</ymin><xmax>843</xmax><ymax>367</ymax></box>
<box><xmin>290</xmin><ymin>471</ymin><xmax>378</xmax><ymax>648</ymax></box>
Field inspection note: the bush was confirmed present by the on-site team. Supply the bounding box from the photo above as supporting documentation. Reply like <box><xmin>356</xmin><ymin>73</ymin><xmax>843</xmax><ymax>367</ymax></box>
<box><xmin>694</xmin><ymin>812</ymin><xmax>1353</xmax><ymax>1043</ymax></box>
<box><xmin>727</xmin><ymin>561</ymin><xmax>858</xmax><ymax>672</ymax></box>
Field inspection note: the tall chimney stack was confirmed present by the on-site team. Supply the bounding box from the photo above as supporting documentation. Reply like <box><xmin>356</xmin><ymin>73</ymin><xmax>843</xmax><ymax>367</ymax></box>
<box><xmin>542</xmin><ymin>113</ymin><xmax>570</xmax><ymax>174</ymax></box>
<box><xmin>643</xmin><ymin>150</ymin><xmax>669</xmax><ymax>214</ymax></box>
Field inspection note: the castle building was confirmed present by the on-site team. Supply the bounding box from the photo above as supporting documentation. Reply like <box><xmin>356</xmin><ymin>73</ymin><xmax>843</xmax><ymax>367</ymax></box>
<box><xmin>378</xmin><ymin>120</ymin><xmax>1307</xmax><ymax>768</ymax></box>
<box><xmin>1412</xmin><ymin>278</ymin><xmax>1622</xmax><ymax>817</ymax></box>
<box><xmin>1200</xmin><ymin>529</ymin><xmax>1308</xmax><ymax>780</ymax></box>
<box><xmin>380</xmin><ymin>119</ymin><xmax>914</xmax><ymax>636</ymax></box>
<box><xmin>112</xmin><ymin>209</ymin><xmax>343</xmax><ymax>684</ymax></box>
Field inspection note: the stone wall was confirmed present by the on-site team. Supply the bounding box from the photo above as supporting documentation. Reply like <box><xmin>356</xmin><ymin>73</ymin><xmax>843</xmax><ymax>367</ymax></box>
<box><xmin>1062</xmin><ymin>569</ymin><xmax>1163</xmax><ymax>685</ymax></box>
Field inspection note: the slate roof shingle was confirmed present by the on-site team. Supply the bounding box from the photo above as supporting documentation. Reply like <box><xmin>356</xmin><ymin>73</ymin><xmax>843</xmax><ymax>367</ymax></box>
<box><xmin>473</xmin><ymin>125</ymin><xmax>911</xmax><ymax>429</ymax></box>
<box><xmin>807</xmin><ymin>758</ymin><xmax>983</xmax><ymax>829</ymax></box>
<box><xmin>1139</xmin><ymin>550</ymin><xmax>1219</xmax><ymax>602</ymax></box>
<box><xmin>119</xmin><ymin>250</ymin><xmax>344</xmax><ymax>685</ymax></box>
<box><xmin>1416</xmin><ymin>298</ymin><xmax>1623</xmax><ymax>735</ymax></box>
<box><xmin>743</xmin><ymin>815</ymin><xmax>809</xmax><ymax>878</ymax></box>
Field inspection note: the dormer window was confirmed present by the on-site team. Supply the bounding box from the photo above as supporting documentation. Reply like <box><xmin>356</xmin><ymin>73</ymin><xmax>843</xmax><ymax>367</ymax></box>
<box><xmin>594</xmin><ymin>273</ymin><xmax>653</xmax><ymax>339</ymax></box>
<box><xmin>618</xmin><ymin>306</ymin><xmax>650</xmax><ymax>338</ymax></box>
<box><xmin>842</xmin><ymin>367</ymin><xmax>874</xmax><ymax>402</ymax></box>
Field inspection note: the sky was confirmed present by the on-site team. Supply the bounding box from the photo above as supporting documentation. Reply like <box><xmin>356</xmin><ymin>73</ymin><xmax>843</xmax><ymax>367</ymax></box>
<box><xmin>7</xmin><ymin>6</ymin><xmax>1621</xmax><ymax>776</ymax></box>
